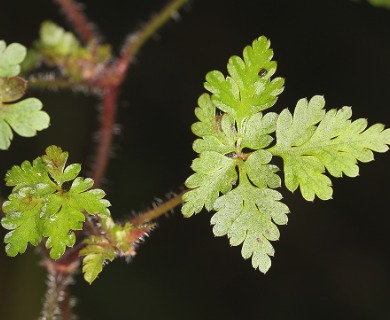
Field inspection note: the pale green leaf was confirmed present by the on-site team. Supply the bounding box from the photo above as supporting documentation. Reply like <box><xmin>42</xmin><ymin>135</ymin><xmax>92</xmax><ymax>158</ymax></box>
<box><xmin>270</xmin><ymin>96</ymin><xmax>390</xmax><ymax>200</ymax></box>
<box><xmin>245</xmin><ymin>150</ymin><xmax>281</xmax><ymax>189</ymax></box>
<box><xmin>0</xmin><ymin>97</ymin><xmax>50</xmax><ymax>150</ymax></box>
<box><xmin>241</xmin><ymin>112</ymin><xmax>278</xmax><ymax>150</ymax></box>
<box><xmin>211</xmin><ymin>179</ymin><xmax>289</xmax><ymax>273</ymax></box>
<box><xmin>39</xmin><ymin>21</ymin><xmax>80</xmax><ymax>55</ymax></box>
<box><xmin>182</xmin><ymin>151</ymin><xmax>237</xmax><ymax>217</ymax></box>
<box><xmin>0</xmin><ymin>41</ymin><xmax>26</xmax><ymax>77</ymax></box>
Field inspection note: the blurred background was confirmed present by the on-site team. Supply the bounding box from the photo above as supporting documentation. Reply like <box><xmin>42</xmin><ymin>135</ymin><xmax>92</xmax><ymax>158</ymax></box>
<box><xmin>0</xmin><ymin>0</ymin><xmax>390</xmax><ymax>319</ymax></box>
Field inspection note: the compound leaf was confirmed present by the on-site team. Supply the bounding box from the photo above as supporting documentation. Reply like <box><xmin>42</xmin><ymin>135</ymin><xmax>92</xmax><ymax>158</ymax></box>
<box><xmin>270</xmin><ymin>96</ymin><xmax>390</xmax><ymax>200</ymax></box>
<box><xmin>183</xmin><ymin>36</ymin><xmax>289</xmax><ymax>272</ymax></box>
<box><xmin>1</xmin><ymin>146</ymin><xmax>111</xmax><ymax>259</ymax></box>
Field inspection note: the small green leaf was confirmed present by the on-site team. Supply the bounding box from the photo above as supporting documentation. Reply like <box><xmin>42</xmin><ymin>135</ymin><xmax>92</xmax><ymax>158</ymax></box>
<box><xmin>241</xmin><ymin>112</ymin><xmax>278</xmax><ymax>150</ymax></box>
<box><xmin>0</xmin><ymin>97</ymin><xmax>50</xmax><ymax>150</ymax></box>
<box><xmin>0</xmin><ymin>41</ymin><xmax>27</xmax><ymax>77</ymax></box>
<box><xmin>39</xmin><ymin>21</ymin><xmax>80</xmax><ymax>55</ymax></box>
<box><xmin>245</xmin><ymin>150</ymin><xmax>281</xmax><ymax>189</ymax></box>
<box><xmin>80</xmin><ymin>236</ymin><xmax>115</xmax><ymax>284</ymax></box>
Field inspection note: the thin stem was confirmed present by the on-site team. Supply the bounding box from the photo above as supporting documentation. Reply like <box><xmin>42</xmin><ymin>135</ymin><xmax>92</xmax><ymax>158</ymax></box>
<box><xmin>54</xmin><ymin>0</ymin><xmax>97</xmax><ymax>43</ymax></box>
<box><xmin>116</xmin><ymin>0</ymin><xmax>188</xmax><ymax>82</ymax></box>
<box><xmin>91</xmin><ymin>86</ymin><xmax>119</xmax><ymax>188</ymax></box>
<box><xmin>28</xmin><ymin>76</ymin><xmax>81</xmax><ymax>91</ymax></box>
<box><xmin>90</xmin><ymin>0</ymin><xmax>188</xmax><ymax>186</ymax></box>
<box><xmin>130</xmin><ymin>191</ymin><xmax>186</xmax><ymax>226</ymax></box>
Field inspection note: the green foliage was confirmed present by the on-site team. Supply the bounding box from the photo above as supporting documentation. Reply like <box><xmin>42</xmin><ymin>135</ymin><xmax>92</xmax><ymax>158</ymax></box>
<box><xmin>80</xmin><ymin>216</ymin><xmax>153</xmax><ymax>283</ymax></box>
<box><xmin>1</xmin><ymin>146</ymin><xmax>111</xmax><ymax>259</ymax></box>
<box><xmin>0</xmin><ymin>41</ymin><xmax>26</xmax><ymax>77</ymax></box>
<box><xmin>269</xmin><ymin>96</ymin><xmax>390</xmax><ymax>201</ymax></box>
<box><xmin>183</xmin><ymin>36</ymin><xmax>390</xmax><ymax>273</ymax></box>
<box><xmin>0</xmin><ymin>97</ymin><xmax>50</xmax><ymax>149</ymax></box>
<box><xmin>0</xmin><ymin>40</ymin><xmax>49</xmax><ymax>149</ymax></box>
<box><xmin>25</xmin><ymin>21</ymin><xmax>112</xmax><ymax>81</ymax></box>
<box><xmin>80</xmin><ymin>236</ymin><xmax>115</xmax><ymax>284</ymax></box>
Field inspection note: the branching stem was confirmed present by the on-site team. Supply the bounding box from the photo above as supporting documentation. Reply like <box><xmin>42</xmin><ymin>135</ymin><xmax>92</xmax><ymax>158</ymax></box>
<box><xmin>90</xmin><ymin>0</ymin><xmax>188</xmax><ymax>187</ymax></box>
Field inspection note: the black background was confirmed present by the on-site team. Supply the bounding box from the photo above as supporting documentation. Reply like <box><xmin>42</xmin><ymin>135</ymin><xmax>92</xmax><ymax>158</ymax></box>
<box><xmin>0</xmin><ymin>0</ymin><xmax>390</xmax><ymax>319</ymax></box>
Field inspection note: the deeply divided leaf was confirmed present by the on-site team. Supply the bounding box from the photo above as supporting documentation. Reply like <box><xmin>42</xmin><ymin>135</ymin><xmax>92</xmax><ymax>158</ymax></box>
<box><xmin>270</xmin><ymin>96</ymin><xmax>390</xmax><ymax>200</ymax></box>
<box><xmin>1</xmin><ymin>146</ymin><xmax>111</xmax><ymax>259</ymax></box>
<box><xmin>183</xmin><ymin>36</ymin><xmax>288</xmax><ymax>272</ymax></box>
<box><xmin>183</xmin><ymin>35</ymin><xmax>390</xmax><ymax>274</ymax></box>
<box><xmin>204</xmin><ymin>36</ymin><xmax>284</xmax><ymax>122</ymax></box>
<box><xmin>211</xmin><ymin>178</ymin><xmax>289</xmax><ymax>273</ymax></box>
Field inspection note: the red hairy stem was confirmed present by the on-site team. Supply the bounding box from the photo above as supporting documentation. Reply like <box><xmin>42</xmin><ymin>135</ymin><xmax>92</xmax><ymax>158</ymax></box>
<box><xmin>54</xmin><ymin>0</ymin><xmax>96</xmax><ymax>43</ymax></box>
<box><xmin>91</xmin><ymin>85</ymin><xmax>119</xmax><ymax>188</ymax></box>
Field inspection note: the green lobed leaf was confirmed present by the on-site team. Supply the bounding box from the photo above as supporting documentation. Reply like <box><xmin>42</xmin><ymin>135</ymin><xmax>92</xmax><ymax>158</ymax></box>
<box><xmin>182</xmin><ymin>151</ymin><xmax>237</xmax><ymax>217</ymax></box>
<box><xmin>204</xmin><ymin>36</ymin><xmax>284</xmax><ymax>122</ymax></box>
<box><xmin>183</xmin><ymin>36</ymin><xmax>289</xmax><ymax>272</ymax></box>
<box><xmin>1</xmin><ymin>146</ymin><xmax>111</xmax><ymax>259</ymax></box>
<box><xmin>211</xmin><ymin>176</ymin><xmax>289</xmax><ymax>273</ymax></box>
<box><xmin>79</xmin><ymin>220</ymin><xmax>153</xmax><ymax>283</ymax></box>
<box><xmin>79</xmin><ymin>236</ymin><xmax>115</xmax><ymax>284</ymax></box>
<box><xmin>270</xmin><ymin>96</ymin><xmax>390</xmax><ymax>201</ymax></box>
<box><xmin>0</xmin><ymin>41</ymin><xmax>27</xmax><ymax>77</ymax></box>
<box><xmin>0</xmin><ymin>97</ymin><xmax>50</xmax><ymax>150</ymax></box>
<box><xmin>2</xmin><ymin>193</ymin><xmax>44</xmax><ymax>256</ymax></box>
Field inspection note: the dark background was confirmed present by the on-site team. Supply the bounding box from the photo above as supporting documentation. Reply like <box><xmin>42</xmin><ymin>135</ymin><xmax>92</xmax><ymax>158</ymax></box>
<box><xmin>0</xmin><ymin>0</ymin><xmax>390</xmax><ymax>319</ymax></box>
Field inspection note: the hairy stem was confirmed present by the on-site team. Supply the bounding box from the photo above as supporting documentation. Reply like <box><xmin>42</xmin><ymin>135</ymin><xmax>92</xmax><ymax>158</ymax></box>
<box><xmin>40</xmin><ymin>262</ymin><xmax>78</xmax><ymax>320</ymax></box>
<box><xmin>54</xmin><ymin>0</ymin><xmax>97</xmax><ymax>43</ymax></box>
<box><xmin>91</xmin><ymin>0</ymin><xmax>188</xmax><ymax>187</ymax></box>
<box><xmin>28</xmin><ymin>76</ymin><xmax>81</xmax><ymax>90</ymax></box>
<box><xmin>131</xmin><ymin>191</ymin><xmax>185</xmax><ymax>226</ymax></box>
<box><xmin>116</xmin><ymin>0</ymin><xmax>188</xmax><ymax>82</ymax></box>
<box><xmin>91</xmin><ymin>86</ymin><xmax>119</xmax><ymax>188</ymax></box>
